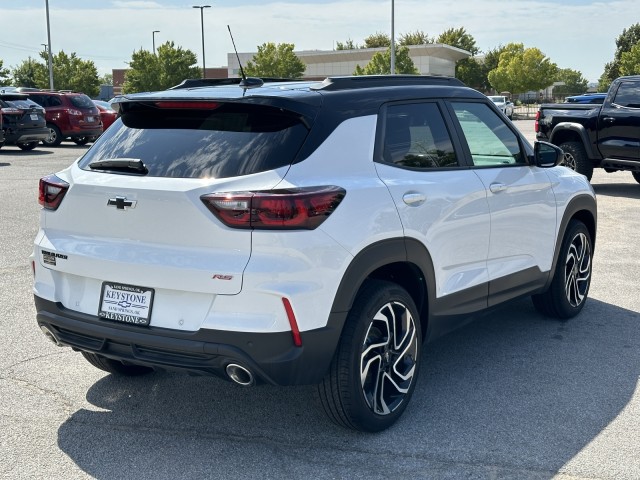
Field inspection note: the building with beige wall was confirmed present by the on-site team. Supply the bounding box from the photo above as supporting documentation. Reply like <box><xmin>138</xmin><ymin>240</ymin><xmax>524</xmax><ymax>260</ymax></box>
<box><xmin>227</xmin><ymin>44</ymin><xmax>471</xmax><ymax>79</ymax></box>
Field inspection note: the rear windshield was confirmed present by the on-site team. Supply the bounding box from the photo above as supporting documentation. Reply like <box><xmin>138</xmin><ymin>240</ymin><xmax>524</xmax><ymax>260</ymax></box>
<box><xmin>78</xmin><ymin>102</ymin><xmax>310</xmax><ymax>179</ymax></box>
<box><xmin>70</xmin><ymin>94</ymin><xmax>96</xmax><ymax>109</ymax></box>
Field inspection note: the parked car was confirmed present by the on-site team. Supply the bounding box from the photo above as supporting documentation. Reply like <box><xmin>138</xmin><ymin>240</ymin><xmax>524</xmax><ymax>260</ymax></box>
<box><xmin>19</xmin><ymin>89</ymin><xmax>103</xmax><ymax>146</ymax></box>
<box><xmin>33</xmin><ymin>75</ymin><xmax>597</xmax><ymax>432</ymax></box>
<box><xmin>565</xmin><ymin>93</ymin><xmax>607</xmax><ymax>104</ymax></box>
<box><xmin>488</xmin><ymin>95</ymin><xmax>515</xmax><ymax>119</ymax></box>
<box><xmin>536</xmin><ymin>75</ymin><xmax>640</xmax><ymax>182</ymax></box>
<box><xmin>0</xmin><ymin>93</ymin><xmax>49</xmax><ymax>150</ymax></box>
<box><xmin>92</xmin><ymin>100</ymin><xmax>117</xmax><ymax>132</ymax></box>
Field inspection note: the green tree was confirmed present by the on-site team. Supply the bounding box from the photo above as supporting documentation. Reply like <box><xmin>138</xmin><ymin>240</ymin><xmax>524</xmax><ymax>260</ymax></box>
<box><xmin>619</xmin><ymin>43</ymin><xmax>640</xmax><ymax>75</ymax></box>
<box><xmin>398</xmin><ymin>30</ymin><xmax>433</xmax><ymax>46</ymax></box>
<box><xmin>336</xmin><ymin>39</ymin><xmax>358</xmax><ymax>50</ymax></box>
<box><xmin>11</xmin><ymin>57</ymin><xmax>48</xmax><ymax>88</ymax></box>
<box><xmin>488</xmin><ymin>43</ymin><xmax>557</xmax><ymax>94</ymax></box>
<box><xmin>0</xmin><ymin>59</ymin><xmax>10</xmax><ymax>84</ymax></box>
<box><xmin>598</xmin><ymin>23</ymin><xmax>640</xmax><ymax>91</ymax></box>
<box><xmin>100</xmin><ymin>73</ymin><xmax>113</xmax><ymax>85</ymax></box>
<box><xmin>553</xmin><ymin>68</ymin><xmax>588</xmax><ymax>96</ymax></box>
<box><xmin>353</xmin><ymin>45</ymin><xmax>418</xmax><ymax>75</ymax></box>
<box><xmin>436</xmin><ymin>27</ymin><xmax>479</xmax><ymax>55</ymax></box>
<box><xmin>435</xmin><ymin>27</ymin><xmax>481</xmax><ymax>88</ymax></box>
<box><xmin>456</xmin><ymin>58</ymin><xmax>485</xmax><ymax>89</ymax></box>
<box><xmin>244</xmin><ymin>42</ymin><xmax>305</xmax><ymax>78</ymax></box>
<box><xmin>123</xmin><ymin>41</ymin><xmax>200</xmax><ymax>93</ymax></box>
<box><xmin>36</xmin><ymin>50</ymin><xmax>100</xmax><ymax>96</ymax></box>
<box><xmin>362</xmin><ymin>32</ymin><xmax>391</xmax><ymax>49</ymax></box>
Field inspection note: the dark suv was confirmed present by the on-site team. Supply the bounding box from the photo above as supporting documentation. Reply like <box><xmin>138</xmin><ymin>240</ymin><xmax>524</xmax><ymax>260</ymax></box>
<box><xmin>0</xmin><ymin>93</ymin><xmax>49</xmax><ymax>150</ymax></box>
<box><xmin>22</xmin><ymin>90</ymin><xmax>102</xmax><ymax>146</ymax></box>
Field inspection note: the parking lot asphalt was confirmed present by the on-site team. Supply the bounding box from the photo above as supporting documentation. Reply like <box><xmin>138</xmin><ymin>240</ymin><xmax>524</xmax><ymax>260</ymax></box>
<box><xmin>1</xmin><ymin>123</ymin><xmax>638</xmax><ymax>479</ymax></box>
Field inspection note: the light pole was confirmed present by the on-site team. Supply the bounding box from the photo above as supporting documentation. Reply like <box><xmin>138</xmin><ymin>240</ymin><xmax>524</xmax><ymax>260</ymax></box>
<box><xmin>192</xmin><ymin>5</ymin><xmax>211</xmax><ymax>78</ymax></box>
<box><xmin>390</xmin><ymin>0</ymin><xmax>395</xmax><ymax>74</ymax></box>
<box><xmin>152</xmin><ymin>30</ymin><xmax>160</xmax><ymax>54</ymax></box>
<box><xmin>45</xmin><ymin>0</ymin><xmax>54</xmax><ymax>89</ymax></box>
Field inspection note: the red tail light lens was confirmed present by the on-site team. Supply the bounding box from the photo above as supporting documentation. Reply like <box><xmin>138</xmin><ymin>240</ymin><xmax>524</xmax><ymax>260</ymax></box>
<box><xmin>534</xmin><ymin>111</ymin><xmax>540</xmax><ymax>133</ymax></box>
<box><xmin>201</xmin><ymin>186</ymin><xmax>346</xmax><ymax>230</ymax></box>
<box><xmin>1</xmin><ymin>107</ymin><xmax>21</xmax><ymax>115</ymax></box>
<box><xmin>39</xmin><ymin>174</ymin><xmax>69</xmax><ymax>210</ymax></box>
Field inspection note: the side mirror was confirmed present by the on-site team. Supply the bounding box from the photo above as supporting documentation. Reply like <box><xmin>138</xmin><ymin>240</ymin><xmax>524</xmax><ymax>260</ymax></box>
<box><xmin>533</xmin><ymin>141</ymin><xmax>563</xmax><ymax>168</ymax></box>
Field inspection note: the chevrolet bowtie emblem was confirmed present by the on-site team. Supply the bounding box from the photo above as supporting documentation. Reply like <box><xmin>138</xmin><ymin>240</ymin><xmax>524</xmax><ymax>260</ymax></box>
<box><xmin>107</xmin><ymin>196</ymin><xmax>137</xmax><ymax>210</ymax></box>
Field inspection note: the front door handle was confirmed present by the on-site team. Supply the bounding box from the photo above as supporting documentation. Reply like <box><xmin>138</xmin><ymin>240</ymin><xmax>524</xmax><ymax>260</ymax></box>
<box><xmin>403</xmin><ymin>192</ymin><xmax>426</xmax><ymax>206</ymax></box>
<box><xmin>602</xmin><ymin>116</ymin><xmax>615</xmax><ymax>123</ymax></box>
<box><xmin>489</xmin><ymin>183</ymin><xmax>507</xmax><ymax>193</ymax></box>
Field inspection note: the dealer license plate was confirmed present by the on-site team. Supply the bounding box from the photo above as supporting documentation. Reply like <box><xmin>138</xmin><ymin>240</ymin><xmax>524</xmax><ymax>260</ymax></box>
<box><xmin>30</xmin><ymin>114</ymin><xmax>39</xmax><ymax>120</ymax></box>
<box><xmin>98</xmin><ymin>282</ymin><xmax>154</xmax><ymax>326</ymax></box>
<box><xmin>86</xmin><ymin>116</ymin><xmax>95</xmax><ymax>122</ymax></box>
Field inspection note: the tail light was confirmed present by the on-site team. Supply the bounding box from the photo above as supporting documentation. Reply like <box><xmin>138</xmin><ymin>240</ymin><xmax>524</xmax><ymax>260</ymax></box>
<box><xmin>534</xmin><ymin>111</ymin><xmax>541</xmax><ymax>133</ymax></box>
<box><xmin>201</xmin><ymin>186</ymin><xmax>346</xmax><ymax>230</ymax></box>
<box><xmin>39</xmin><ymin>174</ymin><xmax>69</xmax><ymax>210</ymax></box>
<box><xmin>1</xmin><ymin>107</ymin><xmax>21</xmax><ymax>115</ymax></box>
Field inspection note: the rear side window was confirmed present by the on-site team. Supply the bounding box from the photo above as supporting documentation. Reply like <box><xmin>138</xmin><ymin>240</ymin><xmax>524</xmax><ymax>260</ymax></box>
<box><xmin>79</xmin><ymin>102</ymin><xmax>310</xmax><ymax>179</ymax></box>
<box><xmin>382</xmin><ymin>103</ymin><xmax>458</xmax><ymax>169</ymax></box>
<box><xmin>70</xmin><ymin>95</ymin><xmax>95</xmax><ymax>109</ymax></box>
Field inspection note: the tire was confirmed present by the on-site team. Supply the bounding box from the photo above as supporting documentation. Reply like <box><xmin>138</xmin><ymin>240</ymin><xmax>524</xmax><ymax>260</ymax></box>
<box><xmin>558</xmin><ymin>141</ymin><xmax>593</xmax><ymax>181</ymax></box>
<box><xmin>81</xmin><ymin>351</ymin><xmax>154</xmax><ymax>376</ymax></box>
<box><xmin>17</xmin><ymin>141</ymin><xmax>38</xmax><ymax>151</ymax></box>
<box><xmin>532</xmin><ymin>220</ymin><xmax>593</xmax><ymax>319</ymax></box>
<box><xmin>317</xmin><ymin>280</ymin><xmax>421</xmax><ymax>432</ymax></box>
<box><xmin>42</xmin><ymin>124</ymin><xmax>62</xmax><ymax>147</ymax></box>
<box><xmin>632</xmin><ymin>171</ymin><xmax>640</xmax><ymax>184</ymax></box>
<box><xmin>73</xmin><ymin>137</ymin><xmax>90</xmax><ymax>145</ymax></box>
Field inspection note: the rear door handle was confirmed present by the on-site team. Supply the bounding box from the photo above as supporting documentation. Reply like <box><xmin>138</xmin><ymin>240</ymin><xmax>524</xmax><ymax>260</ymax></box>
<box><xmin>403</xmin><ymin>192</ymin><xmax>426</xmax><ymax>206</ymax></box>
<box><xmin>602</xmin><ymin>116</ymin><xmax>615</xmax><ymax>123</ymax></box>
<box><xmin>489</xmin><ymin>183</ymin><xmax>507</xmax><ymax>193</ymax></box>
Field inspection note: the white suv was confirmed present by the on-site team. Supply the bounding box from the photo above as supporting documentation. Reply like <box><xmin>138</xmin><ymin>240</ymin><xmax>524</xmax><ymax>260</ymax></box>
<box><xmin>33</xmin><ymin>75</ymin><xmax>597</xmax><ymax>432</ymax></box>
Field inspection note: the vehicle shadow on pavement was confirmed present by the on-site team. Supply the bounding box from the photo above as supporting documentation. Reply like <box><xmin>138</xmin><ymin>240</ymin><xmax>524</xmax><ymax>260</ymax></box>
<box><xmin>56</xmin><ymin>297</ymin><xmax>639</xmax><ymax>479</ymax></box>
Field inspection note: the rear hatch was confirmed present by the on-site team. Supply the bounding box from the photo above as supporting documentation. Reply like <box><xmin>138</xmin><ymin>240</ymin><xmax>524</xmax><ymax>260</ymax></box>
<box><xmin>68</xmin><ymin>93</ymin><xmax>102</xmax><ymax>130</ymax></box>
<box><xmin>36</xmin><ymin>97</ymin><xmax>315</xmax><ymax>328</ymax></box>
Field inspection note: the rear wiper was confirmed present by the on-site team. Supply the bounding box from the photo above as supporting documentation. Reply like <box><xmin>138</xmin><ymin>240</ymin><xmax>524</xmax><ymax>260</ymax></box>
<box><xmin>88</xmin><ymin>158</ymin><xmax>148</xmax><ymax>175</ymax></box>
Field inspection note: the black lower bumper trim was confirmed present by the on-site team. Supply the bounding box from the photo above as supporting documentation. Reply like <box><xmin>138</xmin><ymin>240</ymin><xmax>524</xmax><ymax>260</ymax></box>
<box><xmin>34</xmin><ymin>296</ymin><xmax>345</xmax><ymax>386</ymax></box>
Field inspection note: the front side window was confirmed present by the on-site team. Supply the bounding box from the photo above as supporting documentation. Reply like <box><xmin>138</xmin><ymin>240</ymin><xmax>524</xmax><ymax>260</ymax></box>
<box><xmin>382</xmin><ymin>103</ymin><xmax>458</xmax><ymax>169</ymax></box>
<box><xmin>451</xmin><ymin>102</ymin><xmax>524</xmax><ymax>167</ymax></box>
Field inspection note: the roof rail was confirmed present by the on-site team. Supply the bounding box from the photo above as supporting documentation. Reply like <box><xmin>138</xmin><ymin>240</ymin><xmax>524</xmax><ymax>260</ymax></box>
<box><xmin>169</xmin><ymin>77</ymin><xmax>305</xmax><ymax>90</ymax></box>
<box><xmin>311</xmin><ymin>75</ymin><xmax>465</xmax><ymax>91</ymax></box>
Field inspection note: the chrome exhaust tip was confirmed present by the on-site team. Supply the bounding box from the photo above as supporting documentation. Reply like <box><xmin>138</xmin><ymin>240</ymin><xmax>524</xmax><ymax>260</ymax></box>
<box><xmin>40</xmin><ymin>325</ymin><xmax>61</xmax><ymax>346</ymax></box>
<box><xmin>226</xmin><ymin>363</ymin><xmax>255</xmax><ymax>387</ymax></box>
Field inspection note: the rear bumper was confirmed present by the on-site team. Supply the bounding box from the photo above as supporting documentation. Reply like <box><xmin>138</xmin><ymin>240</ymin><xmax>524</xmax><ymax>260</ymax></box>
<box><xmin>34</xmin><ymin>295</ymin><xmax>344</xmax><ymax>386</ymax></box>
<box><xmin>4</xmin><ymin>127</ymin><xmax>50</xmax><ymax>144</ymax></box>
<box><xmin>62</xmin><ymin>126</ymin><xmax>103</xmax><ymax>138</ymax></box>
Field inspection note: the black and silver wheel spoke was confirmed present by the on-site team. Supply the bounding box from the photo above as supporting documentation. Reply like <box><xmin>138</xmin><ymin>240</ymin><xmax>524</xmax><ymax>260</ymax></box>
<box><xmin>564</xmin><ymin>232</ymin><xmax>591</xmax><ymax>307</ymax></box>
<box><xmin>360</xmin><ymin>301</ymin><xmax>418</xmax><ymax>415</ymax></box>
<box><xmin>562</xmin><ymin>152</ymin><xmax>576</xmax><ymax>170</ymax></box>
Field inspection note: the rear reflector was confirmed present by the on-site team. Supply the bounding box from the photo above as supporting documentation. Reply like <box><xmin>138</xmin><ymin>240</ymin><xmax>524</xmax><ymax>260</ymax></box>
<box><xmin>282</xmin><ymin>298</ymin><xmax>302</xmax><ymax>347</ymax></box>
<box><xmin>201</xmin><ymin>186</ymin><xmax>346</xmax><ymax>230</ymax></box>
<box><xmin>39</xmin><ymin>174</ymin><xmax>69</xmax><ymax>210</ymax></box>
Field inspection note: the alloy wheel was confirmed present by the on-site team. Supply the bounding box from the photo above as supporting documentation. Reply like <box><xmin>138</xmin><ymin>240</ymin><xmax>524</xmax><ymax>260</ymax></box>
<box><xmin>564</xmin><ymin>232</ymin><xmax>591</xmax><ymax>307</ymax></box>
<box><xmin>562</xmin><ymin>152</ymin><xmax>577</xmax><ymax>170</ymax></box>
<box><xmin>360</xmin><ymin>301</ymin><xmax>418</xmax><ymax>415</ymax></box>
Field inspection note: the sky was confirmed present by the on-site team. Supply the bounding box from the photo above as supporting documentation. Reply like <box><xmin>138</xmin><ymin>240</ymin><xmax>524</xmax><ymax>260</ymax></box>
<box><xmin>1</xmin><ymin>0</ymin><xmax>639</xmax><ymax>84</ymax></box>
